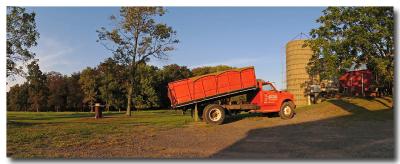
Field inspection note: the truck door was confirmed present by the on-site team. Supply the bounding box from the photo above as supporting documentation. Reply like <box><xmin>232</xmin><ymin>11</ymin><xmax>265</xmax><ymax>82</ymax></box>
<box><xmin>261</xmin><ymin>83</ymin><xmax>280</xmax><ymax>110</ymax></box>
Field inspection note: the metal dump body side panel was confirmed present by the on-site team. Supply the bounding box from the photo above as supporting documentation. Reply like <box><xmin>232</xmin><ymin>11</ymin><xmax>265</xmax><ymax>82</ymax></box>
<box><xmin>168</xmin><ymin>66</ymin><xmax>257</xmax><ymax>108</ymax></box>
<box><xmin>168</xmin><ymin>79</ymin><xmax>193</xmax><ymax>105</ymax></box>
<box><xmin>193</xmin><ymin>75</ymin><xmax>217</xmax><ymax>99</ymax></box>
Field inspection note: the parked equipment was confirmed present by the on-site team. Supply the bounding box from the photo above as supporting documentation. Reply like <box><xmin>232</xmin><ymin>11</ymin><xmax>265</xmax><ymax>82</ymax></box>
<box><xmin>305</xmin><ymin>79</ymin><xmax>340</xmax><ymax>104</ymax></box>
<box><xmin>167</xmin><ymin>66</ymin><xmax>296</xmax><ymax>125</ymax></box>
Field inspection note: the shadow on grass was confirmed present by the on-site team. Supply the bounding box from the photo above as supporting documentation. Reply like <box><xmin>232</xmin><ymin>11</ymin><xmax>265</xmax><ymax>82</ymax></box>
<box><xmin>7</xmin><ymin>112</ymin><xmax>126</xmax><ymax>127</ymax></box>
<box><xmin>381</xmin><ymin>96</ymin><xmax>393</xmax><ymax>103</ymax></box>
<box><xmin>362</xmin><ymin>96</ymin><xmax>392</xmax><ymax>108</ymax></box>
<box><xmin>224</xmin><ymin>112</ymin><xmax>283</xmax><ymax>124</ymax></box>
<box><xmin>7</xmin><ymin>121</ymin><xmax>38</xmax><ymax>127</ymax></box>
<box><xmin>212</xmin><ymin>99</ymin><xmax>394</xmax><ymax>159</ymax></box>
<box><xmin>223</xmin><ymin>112</ymin><xmax>263</xmax><ymax>124</ymax></box>
<box><xmin>9</xmin><ymin>112</ymin><xmax>123</xmax><ymax>121</ymax></box>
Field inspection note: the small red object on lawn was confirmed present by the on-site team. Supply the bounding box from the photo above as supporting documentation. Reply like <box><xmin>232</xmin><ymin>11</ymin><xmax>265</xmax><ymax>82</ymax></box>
<box><xmin>94</xmin><ymin>103</ymin><xmax>103</xmax><ymax>119</ymax></box>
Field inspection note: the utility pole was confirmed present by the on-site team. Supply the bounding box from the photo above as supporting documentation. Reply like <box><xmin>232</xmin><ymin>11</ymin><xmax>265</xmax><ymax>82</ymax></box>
<box><xmin>350</xmin><ymin>73</ymin><xmax>353</xmax><ymax>97</ymax></box>
<box><xmin>361</xmin><ymin>72</ymin><xmax>364</xmax><ymax>97</ymax></box>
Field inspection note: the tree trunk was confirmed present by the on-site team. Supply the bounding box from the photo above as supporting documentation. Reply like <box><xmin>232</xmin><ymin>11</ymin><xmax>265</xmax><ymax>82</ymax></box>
<box><xmin>106</xmin><ymin>100</ymin><xmax>110</xmax><ymax>112</ymax></box>
<box><xmin>90</xmin><ymin>101</ymin><xmax>94</xmax><ymax>112</ymax></box>
<box><xmin>126</xmin><ymin>86</ymin><xmax>133</xmax><ymax>116</ymax></box>
<box><xmin>126</xmin><ymin>25</ymin><xmax>139</xmax><ymax>117</ymax></box>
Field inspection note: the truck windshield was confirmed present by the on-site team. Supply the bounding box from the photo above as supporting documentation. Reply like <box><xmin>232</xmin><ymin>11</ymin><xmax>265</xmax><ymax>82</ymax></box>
<box><xmin>262</xmin><ymin>83</ymin><xmax>275</xmax><ymax>91</ymax></box>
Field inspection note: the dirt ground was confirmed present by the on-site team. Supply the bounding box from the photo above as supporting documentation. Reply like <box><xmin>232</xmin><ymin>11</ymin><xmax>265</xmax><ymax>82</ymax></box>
<box><xmin>53</xmin><ymin>97</ymin><xmax>393</xmax><ymax>159</ymax></box>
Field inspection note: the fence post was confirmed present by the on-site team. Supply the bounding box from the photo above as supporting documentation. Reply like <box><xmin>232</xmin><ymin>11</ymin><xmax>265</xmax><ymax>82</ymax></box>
<box><xmin>194</xmin><ymin>103</ymin><xmax>199</xmax><ymax>122</ymax></box>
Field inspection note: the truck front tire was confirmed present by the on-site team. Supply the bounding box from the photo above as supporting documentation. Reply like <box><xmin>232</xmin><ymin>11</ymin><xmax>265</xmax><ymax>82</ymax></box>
<box><xmin>279</xmin><ymin>101</ymin><xmax>295</xmax><ymax>119</ymax></box>
<box><xmin>203</xmin><ymin>104</ymin><xmax>225</xmax><ymax>125</ymax></box>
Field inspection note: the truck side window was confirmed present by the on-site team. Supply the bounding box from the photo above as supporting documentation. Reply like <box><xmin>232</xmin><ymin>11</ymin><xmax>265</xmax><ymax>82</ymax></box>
<box><xmin>262</xmin><ymin>84</ymin><xmax>275</xmax><ymax>91</ymax></box>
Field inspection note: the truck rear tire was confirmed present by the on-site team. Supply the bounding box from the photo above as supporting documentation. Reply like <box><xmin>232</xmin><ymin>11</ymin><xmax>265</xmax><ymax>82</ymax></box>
<box><xmin>279</xmin><ymin>101</ymin><xmax>295</xmax><ymax>119</ymax></box>
<box><xmin>203</xmin><ymin>104</ymin><xmax>225</xmax><ymax>125</ymax></box>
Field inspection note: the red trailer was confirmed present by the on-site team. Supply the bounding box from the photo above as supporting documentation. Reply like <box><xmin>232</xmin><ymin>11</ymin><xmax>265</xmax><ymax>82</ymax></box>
<box><xmin>339</xmin><ymin>69</ymin><xmax>372</xmax><ymax>96</ymax></box>
<box><xmin>168</xmin><ymin>66</ymin><xmax>296</xmax><ymax>124</ymax></box>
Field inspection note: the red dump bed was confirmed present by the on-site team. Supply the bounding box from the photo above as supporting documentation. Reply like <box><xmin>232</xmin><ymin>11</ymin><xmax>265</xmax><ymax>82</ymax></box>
<box><xmin>168</xmin><ymin>66</ymin><xmax>257</xmax><ymax>107</ymax></box>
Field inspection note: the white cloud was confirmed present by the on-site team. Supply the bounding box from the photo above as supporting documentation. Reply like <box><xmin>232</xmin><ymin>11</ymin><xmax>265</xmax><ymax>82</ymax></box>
<box><xmin>6</xmin><ymin>36</ymin><xmax>78</xmax><ymax>91</ymax></box>
<box><xmin>33</xmin><ymin>36</ymin><xmax>77</xmax><ymax>73</ymax></box>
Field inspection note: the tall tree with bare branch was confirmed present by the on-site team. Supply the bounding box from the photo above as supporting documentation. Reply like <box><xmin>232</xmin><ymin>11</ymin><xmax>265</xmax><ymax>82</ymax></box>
<box><xmin>97</xmin><ymin>7</ymin><xmax>179</xmax><ymax>116</ymax></box>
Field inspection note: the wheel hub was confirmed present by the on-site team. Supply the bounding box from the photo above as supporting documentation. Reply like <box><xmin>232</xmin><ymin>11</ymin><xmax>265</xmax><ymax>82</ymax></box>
<box><xmin>283</xmin><ymin>106</ymin><xmax>292</xmax><ymax>115</ymax></box>
<box><xmin>209</xmin><ymin>108</ymin><xmax>222</xmax><ymax>121</ymax></box>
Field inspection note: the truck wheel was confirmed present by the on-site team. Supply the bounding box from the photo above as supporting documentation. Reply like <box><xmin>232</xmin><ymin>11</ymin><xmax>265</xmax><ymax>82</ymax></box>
<box><xmin>279</xmin><ymin>102</ymin><xmax>295</xmax><ymax>119</ymax></box>
<box><xmin>203</xmin><ymin>104</ymin><xmax>225</xmax><ymax>125</ymax></box>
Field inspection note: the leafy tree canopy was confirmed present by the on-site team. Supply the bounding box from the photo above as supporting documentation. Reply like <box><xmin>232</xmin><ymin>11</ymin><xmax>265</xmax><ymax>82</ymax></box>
<box><xmin>7</xmin><ymin>7</ymin><xmax>40</xmax><ymax>78</ymax></box>
<box><xmin>26</xmin><ymin>60</ymin><xmax>48</xmax><ymax>112</ymax></box>
<box><xmin>306</xmin><ymin>7</ymin><xmax>394</xmax><ymax>87</ymax></box>
<box><xmin>191</xmin><ymin>65</ymin><xmax>236</xmax><ymax>76</ymax></box>
<box><xmin>79</xmin><ymin>67</ymin><xmax>99</xmax><ymax>111</ymax></box>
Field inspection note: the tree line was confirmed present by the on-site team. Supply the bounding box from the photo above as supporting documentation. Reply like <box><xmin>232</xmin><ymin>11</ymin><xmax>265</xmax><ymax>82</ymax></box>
<box><xmin>7</xmin><ymin>62</ymin><xmax>235</xmax><ymax>112</ymax></box>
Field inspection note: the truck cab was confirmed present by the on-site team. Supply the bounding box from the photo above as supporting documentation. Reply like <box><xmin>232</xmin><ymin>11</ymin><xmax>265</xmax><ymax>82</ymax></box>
<box><xmin>251</xmin><ymin>81</ymin><xmax>296</xmax><ymax>113</ymax></box>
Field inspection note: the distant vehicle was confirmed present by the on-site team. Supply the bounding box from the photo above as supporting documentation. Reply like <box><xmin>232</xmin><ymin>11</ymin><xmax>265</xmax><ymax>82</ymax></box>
<box><xmin>167</xmin><ymin>66</ymin><xmax>296</xmax><ymax>125</ymax></box>
<box><xmin>307</xmin><ymin>80</ymin><xmax>340</xmax><ymax>104</ymax></box>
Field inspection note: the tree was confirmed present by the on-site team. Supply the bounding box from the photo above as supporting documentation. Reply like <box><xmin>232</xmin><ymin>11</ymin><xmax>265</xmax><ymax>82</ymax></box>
<box><xmin>306</xmin><ymin>7</ymin><xmax>394</xmax><ymax>91</ymax></box>
<box><xmin>79</xmin><ymin>67</ymin><xmax>98</xmax><ymax>112</ymax></box>
<box><xmin>7</xmin><ymin>83</ymin><xmax>29</xmax><ymax>111</ymax></box>
<box><xmin>7</xmin><ymin>7</ymin><xmax>40</xmax><ymax>78</ymax></box>
<box><xmin>157</xmin><ymin>64</ymin><xmax>192</xmax><ymax>108</ymax></box>
<box><xmin>191</xmin><ymin>65</ymin><xmax>236</xmax><ymax>76</ymax></box>
<box><xmin>97</xmin><ymin>58</ymin><xmax>125</xmax><ymax>112</ymax></box>
<box><xmin>97</xmin><ymin>7</ymin><xmax>179</xmax><ymax>116</ymax></box>
<box><xmin>134</xmin><ymin>63</ymin><xmax>160</xmax><ymax>110</ymax></box>
<box><xmin>46</xmin><ymin>71</ymin><xmax>67</xmax><ymax>112</ymax></box>
<box><xmin>66</xmin><ymin>73</ymin><xmax>84</xmax><ymax>112</ymax></box>
<box><xmin>27</xmin><ymin>60</ymin><xmax>48</xmax><ymax>112</ymax></box>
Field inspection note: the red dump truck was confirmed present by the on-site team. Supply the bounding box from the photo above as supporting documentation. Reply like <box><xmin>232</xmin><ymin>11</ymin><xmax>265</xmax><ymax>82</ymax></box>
<box><xmin>167</xmin><ymin>66</ymin><xmax>296</xmax><ymax>124</ymax></box>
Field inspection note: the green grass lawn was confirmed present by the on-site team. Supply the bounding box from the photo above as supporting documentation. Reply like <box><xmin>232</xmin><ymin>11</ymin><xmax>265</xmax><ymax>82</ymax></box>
<box><xmin>7</xmin><ymin>110</ymin><xmax>192</xmax><ymax>158</ymax></box>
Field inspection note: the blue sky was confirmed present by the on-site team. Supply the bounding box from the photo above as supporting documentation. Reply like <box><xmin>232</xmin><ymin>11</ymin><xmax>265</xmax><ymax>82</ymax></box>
<box><xmin>13</xmin><ymin>7</ymin><xmax>324</xmax><ymax>89</ymax></box>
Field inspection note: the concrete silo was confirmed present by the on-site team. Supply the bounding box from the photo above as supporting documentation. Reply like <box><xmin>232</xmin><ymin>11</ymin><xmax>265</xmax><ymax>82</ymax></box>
<box><xmin>286</xmin><ymin>39</ymin><xmax>313</xmax><ymax>106</ymax></box>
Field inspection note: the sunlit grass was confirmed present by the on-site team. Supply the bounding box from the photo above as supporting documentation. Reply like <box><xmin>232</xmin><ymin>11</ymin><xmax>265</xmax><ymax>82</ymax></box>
<box><xmin>7</xmin><ymin>110</ymin><xmax>192</xmax><ymax>158</ymax></box>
